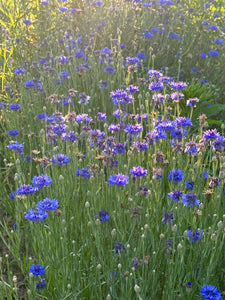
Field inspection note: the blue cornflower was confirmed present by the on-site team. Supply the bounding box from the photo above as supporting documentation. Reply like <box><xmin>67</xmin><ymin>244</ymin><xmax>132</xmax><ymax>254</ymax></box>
<box><xmin>112</xmin><ymin>142</ymin><xmax>126</xmax><ymax>155</ymax></box>
<box><xmin>108</xmin><ymin>174</ymin><xmax>129</xmax><ymax>186</ymax></box>
<box><xmin>51</xmin><ymin>154</ymin><xmax>70</xmax><ymax>166</ymax></box>
<box><xmin>108</xmin><ymin>123</ymin><xmax>121</xmax><ymax>132</ymax></box>
<box><xmin>25</xmin><ymin>80</ymin><xmax>36</xmax><ymax>88</ymax></box>
<box><xmin>175</xmin><ymin>117</ymin><xmax>192</xmax><ymax>127</ymax></box>
<box><xmin>37</xmin><ymin>113</ymin><xmax>48</xmax><ymax>120</ymax></box>
<box><xmin>165</xmin><ymin>239</ymin><xmax>173</xmax><ymax>253</ymax></box>
<box><xmin>37</xmin><ymin>198</ymin><xmax>59</xmax><ymax>211</ymax></box>
<box><xmin>9</xmin><ymin>192</ymin><xmax>16</xmax><ymax>199</ymax></box>
<box><xmin>15</xmin><ymin>68</ymin><xmax>26</xmax><ymax>74</ymax></box>
<box><xmin>133</xmin><ymin>257</ymin><xmax>141</xmax><ymax>270</ymax></box>
<box><xmin>98</xmin><ymin>80</ymin><xmax>108</xmax><ymax>88</ymax></box>
<box><xmin>127</xmin><ymin>85</ymin><xmax>139</xmax><ymax>93</ymax></box>
<box><xmin>114</xmin><ymin>241</ymin><xmax>125</xmax><ymax>254</ymax></box>
<box><xmin>169</xmin><ymin>32</ymin><xmax>178</xmax><ymax>38</ymax></box>
<box><xmin>208</xmin><ymin>50</ymin><xmax>219</xmax><ymax>57</ymax></box>
<box><xmin>215</xmin><ymin>38</ymin><xmax>223</xmax><ymax>45</ymax></box>
<box><xmin>170</xmin><ymin>81</ymin><xmax>187</xmax><ymax>90</ymax></box>
<box><xmin>200</xmin><ymin>285</ymin><xmax>221</xmax><ymax>300</ymax></box>
<box><xmin>170</xmin><ymin>92</ymin><xmax>184</xmax><ymax>101</ymax></box>
<box><xmin>97</xmin><ymin>112</ymin><xmax>107</xmax><ymax>121</ymax></box>
<box><xmin>32</xmin><ymin>174</ymin><xmax>52</xmax><ymax>189</ymax></box>
<box><xmin>99</xmin><ymin>210</ymin><xmax>109</xmax><ymax>223</ymax></box>
<box><xmin>100</xmin><ymin>47</ymin><xmax>112</xmax><ymax>54</ymax></box>
<box><xmin>144</xmin><ymin>30</ymin><xmax>154</xmax><ymax>38</ymax></box>
<box><xmin>78</xmin><ymin>93</ymin><xmax>90</xmax><ymax>105</ymax></box>
<box><xmin>182</xmin><ymin>193</ymin><xmax>200</xmax><ymax>207</ymax></box>
<box><xmin>149</xmin><ymin>81</ymin><xmax>164</xmax><ymax>91</ymax></box>
<box><xmin>62</xmin><ymin>131</ymin><xmax>79</xmax><ymax>142</ymax></box>
<box><xmin>200</xmin><ymin>172</ymin><xmax>208</xmax><ymax>180</ymax></box>
<box><xmin>135</xmin><ymin>141</ymin><xmax>148</xmax><ymax>151</ymax></box>
<box><xmin>124</xmin><ymin>124</ymin><xmax>143</xmax><ymax>135</ymax></box>
<box><xmin>187</xmin><ymin>229</ymin><xmax>204</xmax><ymax>242</ymax></box>
<box><xmin>17</xmin><ymin>184</ymin><xmax>36</xmax><ymax>195</ymax></box>
<box><xmin>162</xmin><ymin>211</ymin><xmax>174</xmax><ymax>225</ymax></box>
<box><xmin>185</xmin><ymin>141</ymin><xmax>198</xmax><ymax>155</ymax></box>
<box><xmin>148</xmin><ymin>69</ymin><xmax>163</xmax><ymax>78</ymax></box>
<box><xmin>52</xmin><ymin>123</ymin><xmax>66</xmax><ymax>135</ymax></box>
<box><xmin>30</xmin><ymin>264</ymin><xmax>45</xmax><ymax>276</ymax></box>
<box><xmin>208</xmin><ymin>24</ymin><xmax>218</xmax><ymax>30</ymax></box>
<box><xmin>36</xmin><ymin>279</ymin><xmax>46</xmax><ymax>289</ymax></box>
<box><xmin>76</xmin><ymin>168</ymin><xmax>90</xmax><ymax>179</ymax></box>
<box><xmin>204</xmin><ymin>129</ymin><xmax>220</xmax><ymax>140</ymax></box>
<box><xmin>212</xmin><ymin>136</ymin><xmax>225</xmax><ymax>150</ymax></box>
<box><xmin>185</xmin><ymin>180</ymin><xmax>194</xmax><ymax>190</ymax></box>
<box><xmin>59</xmin><ymin>6</ymin><xmax>68</xmax><ymax>12</ymax></box>
<box><xmin>126</xmin><ymin>57</ymin><xmax>139</xmax><ymax>64</ymax></box>
<box><xmin>168</xmin><ymin>169</ymin><xmax>184</xmax><ymax>182</ymax></box>
<box><xmin>8</xmin><ymin>129</ymin><xmax>19</xmax><ymax>136</ymax></box>
<box><xmin>145</xmin><ymin>130</ymin><xmax>167</xmax><ymax>144</ymax></box>
<box><xmin>104</xmin><ymin>66</ymin><xmax>115</xmax><ymax>73</ymax></box>
<box><xmin>25</xmin><ymin>209</ymin><xmax>48</xmax><ymax>221</ymax></box>
<box><xmin>168</xmin><ymin>190</ymin><xmax>183</xmax><ymax>202</ymax></box>
<box><xmin>130</xmin><ymin>166</ymin><xmax>147</xmax><ymax>178</ymax></box>
<box><xmin>187</xmin><ymin>97</ymin><xmax>199</xmax><ymax>107</ymax></box>
<box><xmin>9</xmin><ymin>103</ymin><xmax>21</xmax><ymax>110</ymax></box>
<box><xmin>23</xmin><ymin>19</ymin><xmax>32</xmax><ymax>25</ymax></box>
<box><xmin>171</xmin><ymin>128</ymin><xmax>187</xmax><ymax>139</ymax></box>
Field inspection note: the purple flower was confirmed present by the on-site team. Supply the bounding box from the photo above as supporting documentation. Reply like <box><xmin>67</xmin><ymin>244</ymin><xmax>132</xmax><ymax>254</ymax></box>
<box><xmin>17</xmin><ymin>184</ymin><xmax>36</xmax><ymax>195</ymax></box>
<box><xmin>200</xmin><ymin>285</ymin><xmax>221</xmax><ymax>300</ymax></box>
<box><xmin>104</xmin><ymin>66</ymin><xmax>115</xmax><ymax>73</ymax></box>
<box><xmin>168</xmin><ymin>190</ymin><xmax>183</xmax><ymax>202</ymax></box>
<box><xmin>187</xmin><ymin>229</ymin><xmax>204</xmax><ymax>242</ymax></box>
<box><xmin>185</xmin><ymin>141</ymin><xmax>198</xmax><ymax>155</ymax></box>
<box><xmin>30</xmin><ymin>264</ymin><xmax>45</xmax><ymax>276</ymax></box>
<box><xmin>8</xmin><ymin>129</ymin><xmax>19</xmax><ymax>136</ymax></box>
<box><xmin>208</xmin><ymin>50</ymin><xmax>219</xmax><ymax>57</ymax></box>
<box><xmin>124</xmin><ymin>124</ymin><xmax>143</xmax><ymax>135</ymax></box>
<box><xmin>23</xmin><ymin>19</ymin><xmax>32</xmax><ymax>25</ymax></box>
<box><xmin>187</xmin><ymin>98</ymin><xmax>199</xmax><ymax>107</ymax></box>
<box><xmin>130</xmin><ymin>166</ymin><xmax>147</xmax><ymax>178</ymax></box>
<box><xmin>112</xmin><ymin>142</ymin><xmax>126</xmax><ymax>155</ymax></box>
<box><xmin>170</xmin><ymin>92</ymin><xmax>184</xmax><ymax>101</ymax></box>
<box><xmin>99</xmin><ymin>210</ymin><xmax>109</xmax><ymax>223</ymax></box>
<box><xmin>36</xmin><ymin>279</ymin><xmax>46</xmax><ymax>289</ymax></box>
<box><xmin>9</xmin><ymin>103</ymin><xmax>21</xmax><ymax>110</ymax></box>
<box><xmin>32</xmin><ymin>174</ymin><xmax>52</xmax><ymax>189</ymax></box>
<box><xmin>203</xmin><ymin>129</ymin><xmax>220</xmax><ymax>139</ymax></box>
<box><xmin>51</xmin><ymin>154</ymin><xmax>70</xmax><ymax>165</ymax></box>
<box><xmin>37</xmin><ymin>198</ymin><xmax>59</xmax><ymax>211</ymax></box>
<box><xmin>168</xmin><ymin>169</ymin><xmax>184</xmax><ymax>182</ymax></box>
<box><xmin>25</xmin><ymin>209</ymin><xmax>48</xmax><ymax>221</ymax></box>
<box><xmin>108</xmin><ymin>174</ymin><xmax>129</xmax><ymax>186</ymax></box>
<box><xmin>170</xmin><ymin>81</ymin><xmax>187</xmax><ymax>90</ymax></box>
<box><xmin>97</xmin><ymin>112</ymin><xmax>107</xmax><ymax>121</ymax></box>
<box><xmin>185</xmin><ymin>180</ymin><xmax>194</xmax><ymax>190</ymax></box>
<box><xmin>182</xmin><ymin>193</ymin><xmax>200</xmax><ymax>207</ymax></box>
<box><xmin>76</xmin><ymin>168</ymin><xmax>90</xmax><ymax>179</ymax></box>
<box><xmin>114</xmin><ymin>240</ymin><xmax>125</xmax><ymax>254</ymax></box>
<box><xmin>15</xmin><ymin>68</ymin><xmax>26</xmax><ymax>74</ymax></box>
<box><xmin>149</xmin><ymin>81</ymin><xmax>164</xmax><ymax>91</ymax></box>
<box><xmin>162</xmin><ymin>211</ymin><xmax>174</xmax><ymax>225</ymax></box>
<box><xmin>175</xmin><ymin>117</ymin><xmax>192</xmax><ymax>127</ymax></box>
<box><xmin>25</xmin><ymin>80</ymin><xmax>36</xmax><ymax>88</ymax></box>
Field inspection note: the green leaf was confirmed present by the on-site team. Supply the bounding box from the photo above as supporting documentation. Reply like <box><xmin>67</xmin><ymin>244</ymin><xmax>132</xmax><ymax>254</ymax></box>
<box><xmin>200</xmin><ymin>104</ymin><xmax>225</xmax><ymax>117</ymax></box>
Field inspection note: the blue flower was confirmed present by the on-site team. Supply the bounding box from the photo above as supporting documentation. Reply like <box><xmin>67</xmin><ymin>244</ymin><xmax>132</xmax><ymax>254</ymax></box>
<box><xmin>130</xmin><ymin>166</ymin><xmax>147</xmax><ymax>178</ymax></box>
<box><xmin>168</xmin><ymin>190</ymin><xmax>183</xmax><ymax>202</ymax></box>
<box><xmin>162</xmin><ymin>211</ymin><xmax>174</xmax><ymax>225</ymax></box>
<box><xmin>149</xmin><ymin>81</ymin><xmax>164</xmax><ymax>91</ymax></box>
<box><xmin>30</xmin><ymin>264</ymin><xmax>45</xmax><ymax>276</ymax></box>
<box><xmin>124</xmin><ymin>124</ymin><xmax>143</xmax><ymax>135</ymax></box>
<box><xmin>208</xmin><ymin>50</ymin><xmax>219</xmax><ymax>57</ymax></box>
<box><xmin>25</xmin><ymin>209</ymin><xmax>48</xmax><ymax>221</ymax></box>
<box><xmin>8</xmin><ymin>129</ymin><xmax>19</xmax><ymax>136</ymax></box>
<box><xmin>182</xmin><ymin>193</ymin><xmax>200</xmax><ymax>207</ymax></box>
<box><xmin>214</xmin><ymin>38</ymin><xmax>223</xmax><ymax>44</ymax></box>
<box><xmin>15</xmin><ymin>68</ymin><xmax>26</xmax><ymax>74</ymax></box>
<box><xmin>185</xmin><ymin>180</ymin><xmax>194</xmax><ymax>190</ymax></box>
<box><xmin>17</xmin><ymin>184</ymin><xmax>36</xmax><ymax>195</ymax></box>
<box><xmin>170</xmin><ymin>81</ymin><xmax>187</xmax><ymax>90</ymax></box>
<box><xmin>108</xmin><ymin>174</ymin><xmax>129</xmax><ymax>186</ymax></box>
<box><xmin>114</xmin><ymin>241</ymin><xmax>125</xmax><ymax>254</ymax></box>
<box><xmin>76</xmin><ymin>168</ymin><xmax>90</xmax><ymax>179</ymax></box>
<box><xmin>32</xmin><ymin>174</ymin><xmax>52</xmax><ymax>189</ymax></box>
<box><xmin>23</xmin><ymin>19</ymin><xmax>32</xmax><ymax>25</ymax></box>
<box><xmin>36</xmin><ymin>279</ymin><xmax>46</xmax><ymax>289</ymax></box>
<box><xmin>200</xmin><ymin>285</ymin><xmax>221</xmax><ymax>300</ymax></box>
<box><xmin>169</xmin><ymin>32</ymin><xmax>178</xmax><ymax>38</ymax></box>
<box><xmin>168</xmin><ymin>169</ymin><xmax>184</xmax><ymax>182</ymax></box>
<box><xmin>9</xmin><ymin>103</ymin><xmax>21</xmax><ymax>110</ymax></box>
<box><xmin>99</xmin><ymin>210</ymin><xmax>109</xmax><ymax>223</ymax></box>
<box><xmin>37</xmin><ymin>198</ymin><xmax>59</xmax><ymax>211</ymax></box>
<box><xmin>25</xmin><ymin>80</ymin><xmax>36</xmax><ymax>88</ymax></box>
<box><xmin>175</xmin><ymin>117</ymin><xmax>192</xmax><ymax>127</ymax></box>
<box><xmin>97</xmin><ymin>112</ymin><xmax>107</xmax><ymax>121</ymax></box>
<box><xmin>51</xmin><ymin>154</ymin><xmax>70</xmax><ymax>166</ymax></box>
<box><xmin>104</xmin><ymin>66</ymin><xmax>115</xmax><ymax>73</ymax></box>
<box><xmin>187</xmin><ymin>229</ymin><xmax>204</xmax><ymax>242</ymax></box>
